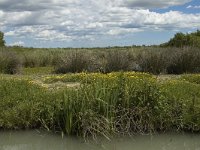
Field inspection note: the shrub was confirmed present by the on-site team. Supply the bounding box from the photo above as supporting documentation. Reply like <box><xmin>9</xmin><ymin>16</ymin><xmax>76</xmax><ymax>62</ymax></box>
<box><xmin>0</xmin><ymin>49</ymin><xmax>22</xmax><ymax>74</ymax></box>
<box><xmin>54</xmin><ymin>51</ymin><xmax>92</xmax><ymax>73</ymax></box>
<box><xmin>136</xmin><ymin>50</ymin><xmax>167</xmax><ymax>74</ymax></box>
<box><xmin>98</xmin><ymin>50</ymin><xmax>134</xmax><ymax>73</ymax></box>
<box><xmin>159</xmin><ymin>80</ymin><xmax>200</xmax><ymax>131</ymax></box>
<box><xmin>0</xmin><ymin>31</ymin><xmax>5</xmax><ymax>47</ymax></box>
<box><xmin>163</xmin><ymin>30</ymin><xmax>200</xmax><ymax>48</ymax></box>
<box><xmin>22</xmin><ymin>50</ymin><xmax>54</xmax><ymax>67</ymax></box>
<box><xmin>166</xmin><ymin>48</ymin><xmax>200</xmax><ymax>74</ymax></box>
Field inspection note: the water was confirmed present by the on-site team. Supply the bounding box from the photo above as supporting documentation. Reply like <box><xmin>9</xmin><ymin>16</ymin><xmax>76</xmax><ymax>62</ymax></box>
<box><xmin>0</xmin><ymin>130</ymin><xmax>200</xmax><ymax>150</ymax></box>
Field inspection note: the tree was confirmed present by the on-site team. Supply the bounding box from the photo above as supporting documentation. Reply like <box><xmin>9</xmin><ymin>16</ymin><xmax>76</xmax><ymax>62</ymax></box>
<box><xmin>0</xmin><ymin>31</ymin><xmax>5</xmax><ymax>47</ymax></box>
<box><xmin>191</xmin><ymin>29</ymin><xmax>200</xmax><ymax>37</ymax></box>
<box><xmin>163</xmin><ymin>30</ymin><xmax>200</xmax><ymax>48</ymax></box>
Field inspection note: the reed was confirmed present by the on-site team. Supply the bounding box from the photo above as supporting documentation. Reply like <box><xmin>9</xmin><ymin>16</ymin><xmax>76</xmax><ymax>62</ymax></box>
<box><xmin>1</xmin><ymin>72</ymin><xmax>200</xmax><ymax>138</ymax></box>
<box><xmin>0</xmin><ymin>49</ymin><xmax>22</xmax><ymax>74</ymax></box>
<box><xmin>1</xmin><ymin>46</ymin><xmax>200</xmax><ymax>75</ymax></box>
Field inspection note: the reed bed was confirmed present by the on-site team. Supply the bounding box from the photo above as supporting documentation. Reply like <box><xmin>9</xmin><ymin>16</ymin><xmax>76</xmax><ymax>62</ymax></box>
<box><xmin>1</xmin><ymin>46</ymin><xmax>200</xmax><ymax>75</ymax></box>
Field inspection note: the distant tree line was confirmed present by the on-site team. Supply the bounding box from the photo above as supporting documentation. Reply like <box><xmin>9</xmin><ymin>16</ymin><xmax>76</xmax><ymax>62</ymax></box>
<box><xmin>162</xmin><ymin>30</ymin><xmax>200</xmax><ymax>48</ymax></box>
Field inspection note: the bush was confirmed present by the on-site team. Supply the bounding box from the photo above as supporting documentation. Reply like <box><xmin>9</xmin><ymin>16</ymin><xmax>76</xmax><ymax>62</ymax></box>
<box><xmin>166</xmin><ymin>48</ymin><xmax>200</xmax><ymax>74</ymax></box>
<box><xmin>98</xmin><ymin>50</ymin><xmax>134</xmax><ymax>73</ymax></box>
<box><xmin>136</xmin><ymin>50</ymin><xmax>167</xmax><ymax>74</ymax></box>
<box><xmin>163</xmin><ymin>30</ymin><xmax>200</xmax><ymax>48</ymax></box>
<box><xmin>0</xmin><ymin>78</ymin><xmax>58</xmax><ymax>129</ymax></box>
<box><xmin>0</xmin><ymin>31</ymin><xmax>5</xmax><ymax>47</ymax></box>
<box><xmin>0</xmin><ymin>49</ymin><xmax>22</xmax><ymax>74</ymax></box>
<box><xmin>54</xmin><ymin>51</ymin><xmax>92</xmax><ymax>73</ymax></box>
<box><xmin>159</xmin><ymin>80</ymin><xmax>200</xmax><ymax>131</ymax></box>
<box><xmin>22</xmin><ymin>50</ymin><xmax>54</xmax><ymax>67</ymax></box>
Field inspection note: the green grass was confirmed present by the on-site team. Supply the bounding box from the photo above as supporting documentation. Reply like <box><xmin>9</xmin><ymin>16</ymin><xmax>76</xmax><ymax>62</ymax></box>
<box><xmin>1</xmin><ymin>72</ymin><xmax>200</xmax><ymax>139</ymax></box>
<box><xmin>23</xmin><ymin>67</ymin><xmax>54</xmax><ymax>75</ymax></box>
<box><xmin>180</xmin><ymin>74</ymin><xmax>200</xmax><ymax>84</ymax></box>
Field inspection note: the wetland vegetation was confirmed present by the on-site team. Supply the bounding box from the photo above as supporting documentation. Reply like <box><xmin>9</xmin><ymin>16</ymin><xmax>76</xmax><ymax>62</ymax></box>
<box><xmin>1</xmin><ymin>30</ymin><xmax>200</xmax><ymax>140</ymax></box>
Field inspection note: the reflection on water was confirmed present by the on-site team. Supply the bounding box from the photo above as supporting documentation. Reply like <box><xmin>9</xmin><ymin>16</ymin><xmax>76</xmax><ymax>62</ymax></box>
<box><xmin>0</xmin><ymin>130</ymin><xmax>200</xmax><ymax>150</ymax></box>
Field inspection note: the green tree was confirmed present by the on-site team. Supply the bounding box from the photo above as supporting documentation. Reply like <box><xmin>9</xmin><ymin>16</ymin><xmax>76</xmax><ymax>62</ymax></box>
<box><xmin>0</xmin><ymin>31</ymin><xmax>5</xmax><ymax>47</ymax></box>
<box><xmin>191</xmin><ymin>29</ymin><xmax>200</xmax><ymax>37</ymax></box>
<box><xmin>163</xmin><ymin>30</ymin><xmax>200</xmax><ymax>48</ymax></box>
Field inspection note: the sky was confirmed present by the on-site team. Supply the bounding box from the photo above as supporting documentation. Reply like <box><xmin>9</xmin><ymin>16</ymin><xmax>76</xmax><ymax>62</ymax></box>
<box><xmin>0</xmin><ymin>0</ymin><xmax>200</xmax><ymax>48</ymax></box>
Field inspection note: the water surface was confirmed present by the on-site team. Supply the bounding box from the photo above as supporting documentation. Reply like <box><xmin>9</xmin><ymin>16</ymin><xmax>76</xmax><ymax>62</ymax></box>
<box><xmin>0</xmin><ymin>130</ymin><xmax>200</xmax><ymax>150</ymax></box>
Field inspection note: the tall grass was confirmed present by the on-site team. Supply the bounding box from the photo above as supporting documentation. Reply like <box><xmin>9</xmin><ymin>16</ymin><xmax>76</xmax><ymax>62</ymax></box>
<box><xmin>136</xmin><ymin>50</ymin><xmax>167</xmax><ymax>74</ymax></box>
<box><xmin>99</xmin><ymin>50</ymin><xmax>134</xmax><ymax>73</ymax></box>
<box><xmin>2</xmin><ymin>46</ymin><xmax>200</xmax><ymax>74</ymax></box>
<box><xmin>0</xmin><ymin>49</ymin><xmax>22</xmax><ymax>74</ymax></box>
<box><xmin>42</xmin><ymin>47</ymin><xmax>200</xmax><ymax>75</ymax></box>
<box><xmin>54</xmin><ymin>50</ymin><xmax>92</xmax><ymax>73</ymax></box>
<box><xmin>1</xmin><ymin>72</ymin><xmax>200</xmax><ymax>138</ymax></box>
<box><xmin>166</xmin><ymin>48</ymin><xmax>200</xmax><ymax>74</ymax></box>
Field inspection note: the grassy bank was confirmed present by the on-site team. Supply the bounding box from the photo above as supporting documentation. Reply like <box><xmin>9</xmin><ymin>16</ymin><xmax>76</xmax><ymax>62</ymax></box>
<box><xmin>1</xmin><ymin>72</ymin><xmax>200</xmax><ymax>138</ymax></box>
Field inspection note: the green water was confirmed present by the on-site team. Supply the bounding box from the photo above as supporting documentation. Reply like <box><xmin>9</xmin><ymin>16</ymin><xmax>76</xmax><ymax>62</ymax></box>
<box><xmin>0</xmin><ymin>131</ymin><xmax>200</xmax><ymax>150</ymax></box>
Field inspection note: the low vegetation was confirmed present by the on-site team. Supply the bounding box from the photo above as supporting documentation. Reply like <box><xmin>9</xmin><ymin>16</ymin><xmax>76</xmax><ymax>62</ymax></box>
<box><xmin>1</xmin><ymin>72</ymin><xmax>200</xmax><ymax>139</ymax></box>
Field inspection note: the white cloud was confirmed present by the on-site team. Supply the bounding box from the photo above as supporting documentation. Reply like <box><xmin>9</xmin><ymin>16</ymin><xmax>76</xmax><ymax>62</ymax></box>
<box><xmin>5</xmin><ymin>31</ymin><xmax>15</xmax><ymax>36</ymax></box>
<box><xmin>187</xmin><ymin>5</ymin><xmax>200</xmax><ymax>9</ymax></box>
<box><xmin>9</xmin><ymin>41</ymin><xmax>25</xmax><ymax>46</ymax></box>
<box><xmin>1</xmin><ymin>0</ymin><xmax>199</xmax><ymax>43</ymax></box>
<box><xmin>36</xmin><ymin>29</ymin><xmax>72</xmax><ymax>41</ymax></box>
<box><xmin>187</xmin><ymin>5</ymin><xmax>192</xmax><ymax>8</ymax></box>
<box><xmin>107</xmin><ymin>28</ymin><xmax>142</xmax><ymax>35</ymax></box>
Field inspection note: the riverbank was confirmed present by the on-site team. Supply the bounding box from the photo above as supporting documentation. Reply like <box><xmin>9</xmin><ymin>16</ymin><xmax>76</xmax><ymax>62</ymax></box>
<box><xmin>1</xmin><ymin>72</ymin><xmax>200</xmax><ymax>138</ymax></box>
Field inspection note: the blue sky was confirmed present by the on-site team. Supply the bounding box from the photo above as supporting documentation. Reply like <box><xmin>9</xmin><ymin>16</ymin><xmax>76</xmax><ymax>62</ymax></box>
<box><xmin>0</xmin><ymin>0</ymin><xmax>200</xmax><ymax>48</ymax></box>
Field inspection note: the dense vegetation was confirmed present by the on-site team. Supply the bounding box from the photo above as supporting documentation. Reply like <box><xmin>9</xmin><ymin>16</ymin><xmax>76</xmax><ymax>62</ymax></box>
<box><xmin>0</xmin><ymin>31</ymin><xmax>5</xmax><ymax>47</ymax></box>
<box><xmin>163</xmin><ymin>30</ymin><xmax>200</xmax><ymax>48</ymax></box>
<box><xmin>0</xmin><ymin>46</ymin><xmax>200</xmax><ymax>75</ymax></box>
<box><xmin>1</xmin><ymin>72</ymin><xmax>200</xmax><ymax>139</ymax></box>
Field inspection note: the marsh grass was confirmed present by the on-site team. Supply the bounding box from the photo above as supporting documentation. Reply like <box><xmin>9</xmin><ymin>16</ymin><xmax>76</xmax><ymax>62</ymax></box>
<box><xmin>136</xmin><ymin>50</ymin><xmax>167</xmax><ymax>74</ymax></box>
<box><xmin>23</xmin><ymin>67</ymin><xmax>54</xmax><ymax>75</ymax></box>
<box><xmin>179</xmin><ymin>74</ymin><xmax>200</xmax><ymax>84</ymax></box>
<box><xmin>1</xmin><ymin>72</ymin><xmax>200</xmax><ymax>139</ymax></box>
<box><xmin>54</xmin><ymin>50</ymin><xmax>92</xmax><ymax>73</ymax></box>
<box><xmin>0</xmin><ymin>49</ymin><xmax>22</xmax><ymax>74</ymax></box>
<box><xmin>2</xmin><ymin>46</ymin><xmax>200</xmax><ymax>75</ymax></box>
<box><xmin>166</xmin><ymin>48</ymin><xmax>200</xmax><ymax>74</ymax></box>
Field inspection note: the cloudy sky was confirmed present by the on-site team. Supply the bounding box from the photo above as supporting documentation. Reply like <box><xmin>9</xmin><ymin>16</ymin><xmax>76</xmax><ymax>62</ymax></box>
<box><xmin>0</xmin><ymin>0</ymin><xmax>200</xmax><ymax>47</ymax></box>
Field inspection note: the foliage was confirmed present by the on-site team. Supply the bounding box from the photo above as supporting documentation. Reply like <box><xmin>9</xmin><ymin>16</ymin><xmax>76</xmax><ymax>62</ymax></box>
<box><xmin>54</xmin><ymin>50</ymin><xmax>92</xmax><ymax>73</ymax></box>
<box><xmin>0</xmin><ymin>49</ymin><xmax>22</xmax><ymax>74</ymax></box>
<box><xmin>99</xmin><ymin>50</ymin><xmax>134</xmax><ymax>73</ymax></box>
<box><xmin>163</xmin><ymin>30</ymin><xmax>200</xmax><ymax>48</ymax></box>
<box><xmin>0</xmin><ymin>31</ymin><xmax>5</xmax><ymax>47</ymax></box>
<box><xmin>136</xmin><ymin>50</ymin><xmax>167</xmax><ymax>74</ymax></box>
<box><xmin>166</xmin><ymin>48</ymin><xmax>200</xmax><ymax>74</ymax></box>
<box><xmin>23</xmin><ymin>67</ymin><xmax>54</xmax><ymax>75</ymax></box>
<box><xmin>159</xmin><ymin>80</ymin><xmax>200</xmax><ymax>131</ymax></box>
<box><xmin>1</xmin><ymin>46</ymin><xmax>200</xmax><ymax>75</ymax></box>
<box><xmin>1</xmin><ymin>72</ymin><xmax>200</xmax><ymax>138</ymax></box>
<box><xmin>180</xmin><ymin>74</ymin><xmax>200</xmax><ymax>84</ymax></box>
